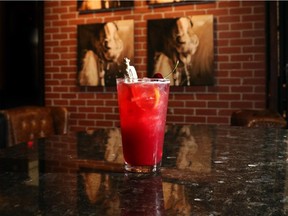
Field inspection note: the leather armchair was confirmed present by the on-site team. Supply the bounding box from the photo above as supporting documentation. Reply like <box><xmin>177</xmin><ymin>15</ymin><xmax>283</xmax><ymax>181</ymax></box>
<box><xmin>231</xmin><ymin>109</ymin><xmax>287</xmax><ymax>129</ymax></box>
<box><xmin>0</xmin><ymin>106</ymin><xmax>68</xmax><ymax>148</ymax></box>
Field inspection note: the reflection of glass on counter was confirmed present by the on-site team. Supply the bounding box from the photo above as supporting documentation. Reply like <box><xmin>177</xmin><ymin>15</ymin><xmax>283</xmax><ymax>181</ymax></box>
<box><xmin>120</xmin><ymin>174</ymin><xmax>165</xmax><ymax>216</ymax></box>
<box><xmin>176</xmin><ymin>125</ymin><xmax>212</xmax><ymax>172</ymax></box>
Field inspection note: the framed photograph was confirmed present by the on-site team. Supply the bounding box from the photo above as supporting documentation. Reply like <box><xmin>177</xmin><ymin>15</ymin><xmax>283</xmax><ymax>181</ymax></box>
<box><xmin>147</xmin><ymin>15</ymin><xmax>214</xmax><ymax>86</ymax></box>
<box><xmin>78</xmin><ymin>0</ymin><xmax>134</xmax><ymax>14</ymax></box>
<box><xmin>148</xmin><ymin>0</ymin><xmax>200</xmax><ymax>7</ymax></box>
<box><xmin>77</xmin><ymin>20</ymin><xmax>134</xmax><ymax>87</ymax></box>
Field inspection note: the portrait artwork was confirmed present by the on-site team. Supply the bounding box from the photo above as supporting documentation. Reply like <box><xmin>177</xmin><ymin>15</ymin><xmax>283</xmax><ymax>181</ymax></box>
<box><xmin>148</xmin><ymin>0</ymin><xmax>194</xmax><ymax>6</ymax></box>
<box><xmin>77</xmin><ymin>0</ymin><xmax>134</xmax><ymax>13</ymax></box>
<box><xmin>77</xmin><ymin>20</ymin><xmax>134</xmax><ymax>86</ymax></box>
<box><xmin>148</xmin><ymin>15</ymin><xmax>214</xmax><ymax>86</ymax></box>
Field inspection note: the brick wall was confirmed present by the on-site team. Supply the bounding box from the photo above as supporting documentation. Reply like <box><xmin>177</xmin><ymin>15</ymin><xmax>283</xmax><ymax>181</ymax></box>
<box><xmin>44</xmin><ymin>0</ymin><xmax>266</xmax><ymax>131</ymax></box>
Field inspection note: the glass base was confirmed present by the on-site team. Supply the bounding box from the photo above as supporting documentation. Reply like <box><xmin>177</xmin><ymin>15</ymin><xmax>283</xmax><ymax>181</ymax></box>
<box><xmin>124</xmin><ymin>162</ymin><xmax>161</xmax><ymax>173</ymax></box>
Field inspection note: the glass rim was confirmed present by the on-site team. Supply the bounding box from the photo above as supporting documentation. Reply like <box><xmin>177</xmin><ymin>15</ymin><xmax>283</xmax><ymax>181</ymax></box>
<box><xmin>116</xmin><ymin>77</ymin><xmax>170</xmax><ymax>82</ymax></box>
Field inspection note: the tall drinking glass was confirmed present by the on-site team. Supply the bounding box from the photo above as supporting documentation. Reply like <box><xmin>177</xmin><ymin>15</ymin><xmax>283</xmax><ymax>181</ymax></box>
<box><xmin>116</xmin><ymin>78</ymin><xmax>170</xmax><ymax>173</ymax></box>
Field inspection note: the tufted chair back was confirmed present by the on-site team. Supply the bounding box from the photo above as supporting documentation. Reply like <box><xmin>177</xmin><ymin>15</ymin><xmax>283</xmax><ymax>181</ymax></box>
<box><xmin>231</xmin><ymin>109</ymin><xmax>287</xmax><ymax>129</ymax></box>
<box><xmin>0</xmin><ymin>106</ymin><xmax>68</xmax><ymax>148</ymax></box>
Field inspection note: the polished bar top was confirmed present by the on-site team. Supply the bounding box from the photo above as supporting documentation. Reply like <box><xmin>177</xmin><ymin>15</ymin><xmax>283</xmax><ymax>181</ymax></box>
<box><xmin>0</xmin><ymin>125</ymin><xmax>288</xmax><ymax>215</ymax></box>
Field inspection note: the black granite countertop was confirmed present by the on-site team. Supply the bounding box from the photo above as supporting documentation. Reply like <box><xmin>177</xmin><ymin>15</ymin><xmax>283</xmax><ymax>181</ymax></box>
<box><xmin>0</xmin><ymin>125</ymin><xmax>288</xmax><ymax>216</ymax></box>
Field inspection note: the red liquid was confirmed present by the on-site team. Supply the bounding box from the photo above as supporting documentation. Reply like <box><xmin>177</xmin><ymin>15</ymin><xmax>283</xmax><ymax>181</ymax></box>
<box><xmin>117</xmin><ymin>79</ymin><xmax>170</xmax><ymax>166</ymax></box>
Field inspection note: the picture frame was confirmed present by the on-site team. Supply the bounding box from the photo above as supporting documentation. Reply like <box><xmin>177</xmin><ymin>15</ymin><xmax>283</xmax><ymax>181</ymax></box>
<box><xmin>77</xmin><ymin>0</ymin><xmax>134</xmax><ymax>14</ymax></box>
<box><xmin>147</xmin><ymin>0</ymin><xmax>203</xmax><ymax>7</ymax></box>
<box><xmin>77</xmin><ymin>20</ymin><xmax>134</xmax><ymax>87</ymax></box>
<box><xmin>147</xmin><ymin>15</ymin><xmax>214</xmax><ymax>86</ymax></box>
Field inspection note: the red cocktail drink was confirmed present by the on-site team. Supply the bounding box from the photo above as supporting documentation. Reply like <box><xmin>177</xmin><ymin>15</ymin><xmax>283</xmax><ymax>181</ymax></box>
<box><xmin>117</xmin><ymin>78</ymin><xmax>170</xmax><ymax>172</ymax></box>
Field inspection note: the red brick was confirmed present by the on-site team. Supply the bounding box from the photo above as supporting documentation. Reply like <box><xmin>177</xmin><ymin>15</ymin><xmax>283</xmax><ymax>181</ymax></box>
<box><xmin>96</xmin><ymin>121</ymin><xmax>114</xmax><ymax>127</ymax></box>
<box><xmin>219</xmin><ymin>78</ymin><xmax>241</xmax><ymax>85</ymax></box>
<box><xmin>174</xmin><ymin>108</ymin><xmax>194</xmax><ymax>115</ymax></box>
<box><xmin>196</xmin><ymin>109</ymin><xmax>217</xmax><ymax>116</ymax></box>
<box><xmin>186</xmin><ymin>101</ymin><xmax>206</xmax><ymax>108</ymax></box>
<box><xmin>196</xmin><ymin>94</ymin><xmax>217</xmax><ymax>100</ymax></box>
<box><xmin>219</xmin><ymin>94</ymin><xmax>241</xmax><ymax>101</ymax></box>
<box><xmin>167</xmin><ymin>115</ymin><xmax>184</xmax><ymax>122</ymax></box>
<box><xmin>208</xmin><ymin>101</ymin><xmax>229</xmax><ymax>108</ymax></box>
<box><xmin>54</xmin><ymin>100</ymin><xmax>69</xmax><ymax>106</ymax></box>
<box><xmin>207</xmin><ymin>116</ymin><xmax>230</xmax><ymax>124</ymax></box>
<box><xmin>185</xmin><ymin>116</ymin><xmax>206</xmax><ymax>124</ymax></box>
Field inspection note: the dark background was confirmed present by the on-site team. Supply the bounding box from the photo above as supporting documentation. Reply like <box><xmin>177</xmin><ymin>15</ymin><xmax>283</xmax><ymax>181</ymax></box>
<box><xmin>0</xmin><ymin>1</ymin><xmax>44</xmax><ymax>109</ymax></box>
